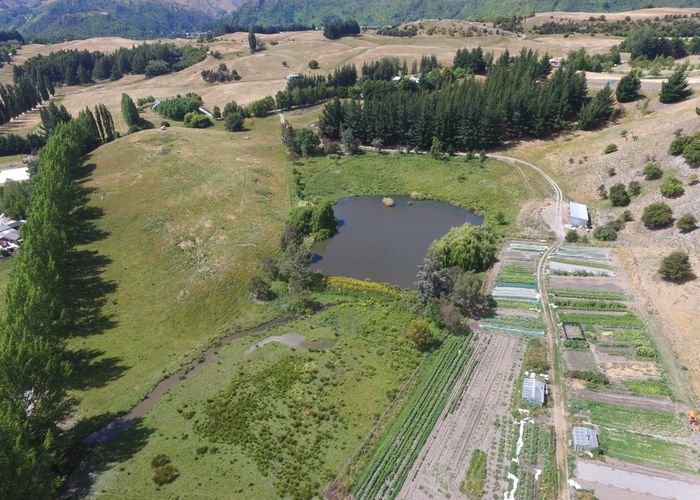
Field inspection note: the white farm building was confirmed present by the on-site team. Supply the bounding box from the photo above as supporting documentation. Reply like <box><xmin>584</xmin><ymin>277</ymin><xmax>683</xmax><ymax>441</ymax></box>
<box><xmin>569</xmin><ymin>202</ymin><xmax>590</xmax><ymax>228</ymax></box>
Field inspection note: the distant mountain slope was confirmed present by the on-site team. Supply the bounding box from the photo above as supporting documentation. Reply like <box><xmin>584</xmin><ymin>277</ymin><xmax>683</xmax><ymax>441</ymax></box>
<box><xmin>0</xmin><ymin>0</ymin><xmax>246</xmax><ymax>40</ymax></box>
<box><xmin>230</xmin><ymin>0</ymin><xmax>700</xmax><ymax>26</ymax></box>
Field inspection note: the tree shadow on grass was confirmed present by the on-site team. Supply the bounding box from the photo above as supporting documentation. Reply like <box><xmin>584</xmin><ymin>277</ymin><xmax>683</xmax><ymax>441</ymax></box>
<box><xmin>61</xmin><ymin>420</ymin><xmax>153</xmax><ymax>499</ymax></box>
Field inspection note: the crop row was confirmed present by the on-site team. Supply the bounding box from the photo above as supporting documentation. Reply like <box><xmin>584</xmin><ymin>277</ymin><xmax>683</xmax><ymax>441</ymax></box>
<box><xmin>550</xmin><ymin>257</ymin><xmax>611</xmax><ymax>270</ymax></box>
<box><xmin>497</xmin><ymin>265</ymin><xmax>537</xmax><ymax>285</ymax></box>
<box><xmin>548</xmin><ymin>288</ymin><xmax>625</xmax><ymax>301</ymax></box>
<box><xmin>558</xmin><ymin>313</ymin><xmax>643</xmax><ymax>329</ymax></box>
<box><xmin>482</xmin><ymin>315</ymin><xmax>545</xmax><ymax>331</ymax></box>
<box><xmin>352</xmin><ymin>335</ymin><xmax>472</xmax><ymax>499</ymax></box>
<box><xmin>553</xmin><ymin>299</ymin><xmax>627</xmax><ymax>311</ymax></box>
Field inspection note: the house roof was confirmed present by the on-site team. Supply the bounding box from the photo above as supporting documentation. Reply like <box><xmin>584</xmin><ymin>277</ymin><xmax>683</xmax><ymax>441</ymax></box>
<box><xmin>572</xmin><ymin>426</ymin><xmax>599</xmax><ymax>448</ymax></box>
<box><xmin>522</xmin><ymin>377</ymin><xmax>546</xmax><ymax>404</ymax></box>
<box><xmin>569</xmin><ymin>202</ymin><xmax>589</xmax><ymax>221</ymax></box>
<box><xmin>0</xmin><ymin>229</ymin><xmax>20</xmax><ymax>241</ymax></box>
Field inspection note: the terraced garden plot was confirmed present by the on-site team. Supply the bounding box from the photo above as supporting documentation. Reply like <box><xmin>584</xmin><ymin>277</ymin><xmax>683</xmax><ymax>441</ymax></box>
<box><xmin>548</xmin><ymin>261</ymin><xmax>614</xmax><ymax>277</ymax></box>
<box><xmin>352</xmin><ymin>335</ymin><xmax>473</xmax><ymax>500</ymax></box>
<box><xmin>548</xmin><ymin>277</ymin><xmax>624</xmax><ymax>294</ymax></box>
<box><xmin>497</xmin><ymin>265</ymin><xmax>538</xmax><ymax>286</ymax></box>
<box><xmin>571</xmin><ymin>400</ymin><xmax>688</xmax><ymax>437</ymax></box>
<box><xmin>597</xmin><ymin>429</ymin><xmax>699</xmax><ymax>474</ymax></box>
<box><xmin>480</xmin><ymin>315</ymin><xmax>545</xmax><ymax>337</ymax></box>
<box><xmin>493</xmin><ymin>285</ymin><xmax>540</xmax><ymax>303</ymax></box>
<box><xmin>553</xmin><ymin>298</ymin><xmax>627</xmax><ymax>311</ymax></box>
<box><xmin>557</xmin><ymin>313</ymin><xmax>644</xmax><ymax>330</ymax></box>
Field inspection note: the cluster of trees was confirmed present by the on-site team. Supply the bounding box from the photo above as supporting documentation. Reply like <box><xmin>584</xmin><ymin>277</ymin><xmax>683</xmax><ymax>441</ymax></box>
<box><xmin>156</xmin><ymin>93</ymin><xmax>203</xmax><ymax>121</ymax></box>
<box><xmin>281</xmin><ymin>122</ymin><xmax>320</xmax><ymax>157</ymax></box>
<box><xmin>416</xmin><ymin>225</ymin><xmax>498</xmax><ymax>334</ymax></box>
<box><xmin>18</xmin><ymin>43</ymin><xmax>206</xmax><ymax>91</ymax></box>
<box><xmin>318</xmin><ymin>50</ymin><xmax>592</xmax><ymax>152</ymax></box>
<box><xmin>564</xmin><ymin>47</ymin><xmax>620</xmax><ymax>72</ymax></box>
<box><xmin>0</xmin><ymin>30</ymin><xmax>23</xmax><ymax>43</ymax></box>
<box><xmin>0</xmin><ymin>133</ymin><xmax>44</xmax><ymax>156</ymax></box>
<box><xmin>532</xmin><ymin>15</ymin><xmax>700</xmax><ymax>38</ymax></box>
<box><xmin>274</xmin><ymin>65</ymin><xmax>357</xmax><ymax>110</ymax></box>
<box><xmin>183</xmin><ymin>112</ymin><xmax>212</xmax><ymax>129</ymax></box>
<box><xmin>0</xmin><ymin>106</ymin><xmax>110</xmax><ymax>494</ymax></box>
<box><xmin>453</xmin><ymin>47</ymin><xmax>489</xmax><ymax>75</ymax></box>
<box><xmin>286</xmin><ymin>201</ymin><xmax>338</xmax><ymax>241</ymax></box>
<box><xmin>323</xmin><ymin>19</ymin><xmax>360</xmax><ymax>40</ymax></box>
<box><xmin>578</xmin><ymin>84</ymin><xmax>615</xmax><ymax>130</ymax></box>
<box><xmin>201</xmin><ymin>63</ymin><xmax>241</xmax><ymax>83</ymax></box>
<box><xmin>376</xmin><ymin>25</ymin><xmax>417</xmax><ymax>37</ymax></box>
<box><xmin>622</xmin><ymin>28</ymin><xmax>689</xmax><ymax>60</ymax></box>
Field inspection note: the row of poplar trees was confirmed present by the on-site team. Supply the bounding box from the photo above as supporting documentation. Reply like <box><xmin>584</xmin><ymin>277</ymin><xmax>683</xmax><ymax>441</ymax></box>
<box><xmin>0</xmin><ymin>104</ymin><xmax>115</xmax><ymax>497</ymax></box>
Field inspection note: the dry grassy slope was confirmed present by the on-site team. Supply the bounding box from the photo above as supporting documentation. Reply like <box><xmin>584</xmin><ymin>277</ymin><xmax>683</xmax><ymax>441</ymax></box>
<box><xmin>524</xmin><ymin>7</ymin><xmax>700</xmax><ymax>28</ymax></box>
<box><xmin>509</xmin><ymin>92</ymin><xmax>700</xmax><ymax>400</ymax></box>
<box><xmin>0</xmin><ymin>29</ymin><xmax>622</xmax><ymax>135</ymax></box>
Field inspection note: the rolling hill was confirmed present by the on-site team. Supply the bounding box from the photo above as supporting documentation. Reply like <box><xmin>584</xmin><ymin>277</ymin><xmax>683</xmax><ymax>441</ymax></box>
<box><xmin>230</xmin><ymin>0</ymin><xmax>700</xmax><ymax>26</ymax></box>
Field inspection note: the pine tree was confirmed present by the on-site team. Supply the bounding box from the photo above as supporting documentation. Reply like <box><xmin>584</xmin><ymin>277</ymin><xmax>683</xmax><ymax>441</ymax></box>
<box><xmin>578</xmin><ymin>84</ymin><xmax>614</xmax><ymax>130</ymax></box>
<box><xmin>616</xmin><ymin>71</ymin><xmax>641</xmax><ymax>103</ymax></box>
<box><xmin>121</xmin><ymin>93</ymin><xmax>139</xmax><ymax>128</ymax></box>
<box><xmin>660</xmin><ymin>66</ymin><xmax>692</xmax><ymax>104</ymax></box>
<box><xmin>248</xmin><ymin>26</ymin><xmax>257</xmax><ymax>54</ymax></box>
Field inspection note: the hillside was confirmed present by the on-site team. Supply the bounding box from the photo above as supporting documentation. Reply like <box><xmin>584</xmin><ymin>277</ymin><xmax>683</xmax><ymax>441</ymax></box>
<box><xmin>230</xmin><ymin>0</ymin><xmax>699</xmax><ymax>26</ymax></box>
<box><xmin>0</xmin><ymin>0</ymin><xmax>245</xmax><ymax>40</ymax></box>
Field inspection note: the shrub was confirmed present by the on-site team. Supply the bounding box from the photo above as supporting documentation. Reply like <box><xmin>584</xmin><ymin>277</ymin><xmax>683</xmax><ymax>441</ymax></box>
<box><xmin>603</xmin><ymin>143</ymin><xmax>617</xmax><ymax>154</ymax></box>
<box><xmin>212</xmin><ymin>106</ymin><xmax>221</xmax><ymax>119</ymax></box>
<box><xmin>660</xmin><ymin>176</ymin><xmax>684</xmax><ymax>198</ymax></box>
<box><xmin>153</xmin><ymin>464</ymin><xmax>179</xmax><ymax>485</ymax></box>
<box><xmin>620</xmin><ymin>210</ymin><xmax>633</xmax><ymax>222</ymax></box>
<box><xmin>609</xmin><ymin>183</ymin><xmax>630</xmax><ymax>207</ymax></box>
<box><xmin>287</xmin><ymin>205</ymin><xmax>313</xmax><ymax>234</ymax></box>
<box><xmin>201</xmin><ymin>63</ymin><xmax>240</xmax><ymax>83</ymax></box>
<box><xmin>183</xmin><ymin>112</ymin><xmax>212</xmax><ymax>128</ymax></box>
<box><xmin>635</xmin><ymin>342</ymin><xmax>656</xmax><ymax>359</ymax></box>
<box><xmin>246</xmin><ymin>96</ymin><xmax>276</xmax><ymax>117</ymax></box>
<box><xmin>151</xmin><ymin>454</ymin><xmax>171</xmax><ymax>468</ymax></box>
<box><xmin>642</xmin><ymin>202</ymin><xmax>673</xmax><ymax>229</ymax></box>
<box><xmin>310</xmin><ymin>200</ymin><xmax>338</xmax><ymax>238</ymax></box>
<box><xmin>682</xmin><ymin>137</ymin><xmax>700</xmax><ymax>167</ymax></box>
<box><xmin>432</xmin><ymin>225</ymin><xmax>498</xmax><ymax>273</ymax></box>
<box><xmin>659</xmin><ymin>251</ymin><xmax>693</xmax><ymax>282</ymax></box>
<box><xmin>160</xmin><ymin>120</ymin><xmax>170</xmax><ymax>128</ymax></box>
<box><xmin>628</xmin><ymin>180</ymin><xmax>641</xmax><ymax>196</ymax></box>
<box><xmin>688</xmin><ymin>174</ymin><xmax>699</xmax><ymax>185</ymax></box>
<box><xmin>224</xmin><ymin>111</ymin><xmax>245</xmax><ymax>131</ymax></box>
<box><xmin>565</xmin><ymin>229</ymin><xmax>579</xmax><ymax>243</ymax></box>
<box><xmin>249</xmin><ymin>276</ymin><xmax>273</xmax><ymax>300</ymax></box>
<box><xmin>669</xmin><ymin>134</ymin><xmax>692</xmax><ymax>155</ymax></box>
<box><xmin>593</xmin><ymin>224</ymin><xmax>617</xmax><ymax>241</ymax></box>
<box><xmin>642</xmin><ymin>162</ymin><xmax>663</xmax><ymax>180</ymax></box>
<box><xmin>406</xmin><ymin>319</ymin><xmax>435</xmax><ymax>351</ymax></box>
<box><xmin>677</xmin><ymin>213</ymin><xmax>697</xmax><ymax>233</ymax></box>
<box><xmin>308</xmin><ymin>59</ymin><xmax>319</xmax><ymax>69</ymax></box>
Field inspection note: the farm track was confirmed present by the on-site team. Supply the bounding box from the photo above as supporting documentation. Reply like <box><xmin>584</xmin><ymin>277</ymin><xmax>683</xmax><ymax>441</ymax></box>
<box><xmin>397</xmin><ymin>332</ymin><xmax>524</xmax><ymax>499</ymax></box>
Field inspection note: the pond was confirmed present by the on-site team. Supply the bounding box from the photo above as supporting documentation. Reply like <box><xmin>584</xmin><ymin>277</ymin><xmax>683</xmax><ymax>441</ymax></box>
<box><xmin>311</xmin><ymin>195</ymin><xmax>482</xmax><ymax>289</ymax></box>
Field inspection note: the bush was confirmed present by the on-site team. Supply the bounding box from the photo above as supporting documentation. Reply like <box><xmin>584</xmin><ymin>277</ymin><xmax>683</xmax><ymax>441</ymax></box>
<box><xmin>642</xmin><ymin>202</ymin><xmax>673</xmax><ymax>229</ymax></box>
<box><xmin>677</xmin><ymin>213</ymin><xmax>697</xmax><ymax>233</ymax></box>
<box><xmin>642</xmin><ymin>162</ymin><xmax>663</xmax><ymax>180</ymax></box>
<box><xmin>310</xmin><ymin>200</ymin><xmax>338</xmax><ymax>238</ymax></box>
<box><xmin>224</xmin><ymin>111</ymin><xmax>245</xmax><ymax>132</ymax></box>
<box><xmin>308</xmin><ymin>59</ymin><xmax>319</xmax><ymax>69</ymax></box>
<box><xmin>249</xmin><ymin>276</ymin><xmax>273</xmax><ymax>300</ymax></box>
<box><xmin>406</xmin><ymin>319</ymin><xmax>435</xmax><ymax>351</ymax></box>
<box><xmin>603</xmin><ymin>143</ymin><xmax>618</xmax><ymax>154</ymax></box>
<box><xmin>593</xmin><ymin>224</ymin><xmax>617</xmax><ymax>241</ymax></box>
<box><xmin>669</xmin><ymin>134</ymin><xmax>692</xmax><ymax>155</ymax></box>
<box><xmin>660</xmin><ymin>176</ymin><xmax>684</xmax><ymax>198</ymax></box>
<box><xmin>609</xmin><ymin>183</ymin><xmax>630</xmax><ymax>207</ymax></box>
<box><xmin>659</xmin><ymin>251</ymin><xmax>693</xmax><ymax>282</ymax></box>
<box><xmin>153</xmin><ymin>464</ymin><xmax>179</xmax><ymax>485</ymax></box>
<box><xmin>160</xmin><ymin>121</ymin><xmax>170</xmax><ymax>128</ymax></box>
<box><xmin>432</xmin><ymin>225</ymin><xmax>498</xmax><ymax>273</ymax></box>
<box><xmin>523</xmin><ymin>339</ymin><xmax>550</xmax><ymax>373</ymax></box>
<box><xmin>628</xmin><ymin>180</ymin><xmax>641</xmax><ymax>196</ymax></box>
<box><xmin>151</xmin><ymin>454</ymin><xmax>171</xmax><ymax>468</ymax></box>
<box><xmin>565</xmin><ymin>229</ymin><xmax>579</xmax><ymax>243</ymax></box>
<box><xmin>682</xmin><ymin>137</ymin><xmax>700</xmax><ymax>167</ymax></box>
<box><xmin>183</xmin><ymin>112</ymin><xmax>212</xmax><ymax>128</ymax></box>
<box><xmin>247</xmin><ymin>96</ymin><xmax>276</xmax><ymax>117</ymax></box>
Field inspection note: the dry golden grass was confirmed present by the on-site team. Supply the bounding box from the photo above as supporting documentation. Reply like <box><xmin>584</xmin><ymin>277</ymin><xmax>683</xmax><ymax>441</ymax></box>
<box><xmin>524</xmin><ymin>7</ymin><xmax>700</xmax><ymax>29</ymax></box>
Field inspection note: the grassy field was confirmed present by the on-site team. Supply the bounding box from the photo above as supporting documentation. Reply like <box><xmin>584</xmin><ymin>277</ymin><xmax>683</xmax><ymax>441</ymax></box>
<box><xmin>598</xmin><ymin>429</ymin><xmax>698</xmax><ymax>474</ymax></box>
<box><xmin>81</xmin><ymin>293</ymin><xmax>423</xmax><ymax>498</ymax></box>
<box><xmin>571</xmin><ymin>400</ymin><xmax>687</xmax><ymax>437</ymax></box>
<box><xmin>7</xmin><ymin>116</ymin><xmax>292</xmax><ymax>423</ymax></box>
<box><xmin>296</xmin><ymin>152</ymin><xmax>548</xmax><ymax>227</ymax></box>
<box><xmin>460</xmin><ymin>449</ymin><xmax>487</xmax><ymax>498</ymax></box>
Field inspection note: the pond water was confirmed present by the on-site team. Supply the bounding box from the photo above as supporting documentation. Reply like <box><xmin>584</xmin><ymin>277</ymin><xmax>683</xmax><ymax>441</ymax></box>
<box><xmin>311</xmin><ymin>196</ymin><xmax>482</xmax><ymax>289</ymax></box>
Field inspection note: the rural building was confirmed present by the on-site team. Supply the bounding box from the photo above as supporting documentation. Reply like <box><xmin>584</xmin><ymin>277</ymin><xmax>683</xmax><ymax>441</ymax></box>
<box><xmin>569</xmin><ymin>202</ymin><xmax>590</xmax><ymax>228</ymax></box>
<box><xmin>549</xmin><ymin>58</ymin><xmax>562</xmax><ymax>68</ymax></box>
<box><xmin>151</xmin><ymin>100</ymin><xmax>161</xmax><ymax>111</ymax></box>
<box><xmin>286</xmin><ymin>74</ymin><xmax>301</xmax><ymax>81</ymax></box>
<box><xmin>521</xmin><ymin>377</ymin><xmax>546</xmax><ymax>407</ymax></box>
<box><xmin>0</xmin><ymin>167</ymin><xmax>30</xmax><ymax>185</ymax></box>
<box><xmin>198</xmin><ymin>107</ymin><xmax>213</xmax><ymax>118</ymax></box>
<box><xmin>572</xmin><ymin>426</ymin><xmax>599</xmax><ymax>452</ymax></box>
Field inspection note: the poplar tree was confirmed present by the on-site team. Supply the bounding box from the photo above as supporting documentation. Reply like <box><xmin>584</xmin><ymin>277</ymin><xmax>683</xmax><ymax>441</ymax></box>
<box><xmin>121</xmin><ymin>93</ymin><xmax>139</xmax><ymax>128</ymax></box>
<box><xmin>248</xmin><ymin>26</ymin><xmax>257</xmax><ymax>54</ymax></box>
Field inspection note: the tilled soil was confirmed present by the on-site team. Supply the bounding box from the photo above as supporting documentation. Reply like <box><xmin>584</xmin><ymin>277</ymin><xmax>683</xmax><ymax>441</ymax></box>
<box><xmin>396</xmin><ymin>331</ymin><xmax>525</xmax><ymax>500</ymax></box>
